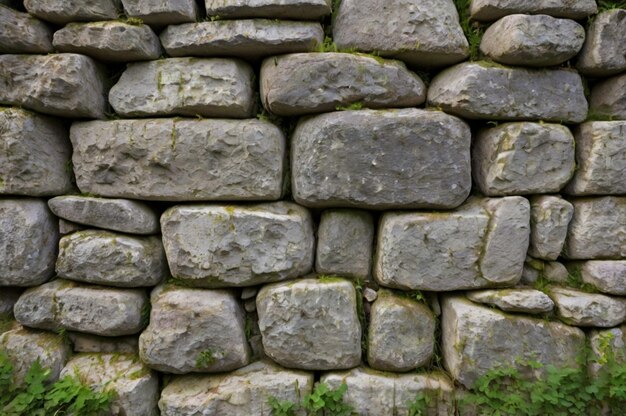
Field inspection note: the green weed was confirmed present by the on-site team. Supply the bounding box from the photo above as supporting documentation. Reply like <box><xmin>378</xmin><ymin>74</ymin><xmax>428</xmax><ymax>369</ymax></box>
<box><xmin>267</xmin><ymin>382</ymin><xmax>353</xmax><ymax>416</ymax></box>
<box><xmin>597</xmin><ymin>1</ymin><xmax>626</xmax><ymax>12</ymax></box>
<box><xmin>195</xmin><ymin>349</ymin><xmax>216</xmax><ymax>368</ymax></box>
<box><xmin>268</xmin><ymin>396</ymin><xmax>298</xmax><ymax>416</ymax></box>
<box><xmin>453</xmin><ymin>0</ymin><xmax>486</xmax><ymax>60</ymax></box>
<box><xmin>335</xmin><ymin>102</ymin><xmax>363</xmax><ymax>111</ymax></box>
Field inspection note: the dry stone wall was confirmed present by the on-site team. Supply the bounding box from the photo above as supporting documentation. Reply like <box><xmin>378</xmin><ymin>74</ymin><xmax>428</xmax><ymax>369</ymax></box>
<box><xmin>0</xmin><ymin>0</ymin><xmax>625</xmax><ymax>415</ymax></box>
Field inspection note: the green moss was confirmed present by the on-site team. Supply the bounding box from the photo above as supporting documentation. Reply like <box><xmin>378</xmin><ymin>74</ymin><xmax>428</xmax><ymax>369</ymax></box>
<box><xmin>0</xmin><ymin>315</ymin><xmax>15</xmax><ymax>335</ymax></box>
<box><xmin>195</xmin><ymin>349</ymin><xmax>217</xmax><ymax>368</ymax></box>
<box><xmin>317</xmin><ymin>275</ymin><xmax>346</xmax><ymax>283</ymax></box>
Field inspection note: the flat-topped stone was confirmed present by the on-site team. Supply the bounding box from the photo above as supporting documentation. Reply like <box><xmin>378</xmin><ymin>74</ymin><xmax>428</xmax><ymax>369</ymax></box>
<box><xmin>121</xmin><ymin>0</ymin><xmax>198</xmax><ymax>25</ymax></box>
<box><xmin>549</xmin><ymin>287</ymin><xmax>626</xmax><ymax>327</ymax></box>
<box><xmin>568</xmin><ymin>261</ymin><xmax>626</xmax><ymax>296</ymax></box>
<box><xmin>577</xmin><ymin>9</ymin><xmax>626</xmax><ymax>77</ymax></box>
<box><xmin>23</xmin><ymin>0</ymin><xmax>120</xmax><ymax>24</ymax></box>
<box><xmin>528</xmin><ymin>196</ymin><xmax>573</xmax><ymax>260</ymax></box>
<box><xmin>469</xmin><ymin>0</ymin><xmax>597</xmax><ymax>21</ymax></box>
<box><xmin>0</xmin><ymin>5</ymin><xmax>53</xmax><ymax>53</ymax></box>
<box><xmin>205</xmin><ymin>0</ymin><xmax>331</xmax><ymax>19</ymax></box>
<box><xmin>466</xmin><ymin>289</ymin><xmax>554</xmax><ymax>314</ymax></box>
<box><xmin>590</xmin><ymin>73</ymin><xmax>626</xmax><ymax>120</ymax></box>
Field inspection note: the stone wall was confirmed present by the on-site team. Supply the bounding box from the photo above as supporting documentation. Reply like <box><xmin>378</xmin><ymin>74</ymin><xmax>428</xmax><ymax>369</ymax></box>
<box><xmin>0</xmin><ymin>0</ymin><xmax>625</xmax><ymax>414</ymax></box>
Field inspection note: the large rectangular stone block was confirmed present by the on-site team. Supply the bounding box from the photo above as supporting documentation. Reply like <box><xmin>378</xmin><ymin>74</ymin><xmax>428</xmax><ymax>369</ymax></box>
<box><xmin>205</xmin><ymin>0</ymin><xmax>331</xmax><ymax>20</ymax></box>
<box><xmin>469</xmin><ymin>0</ymin><xmax>597</xmax><ymax>21</ymax></box>
<box><xmin>0</xmin><ymin>5</ymin><xmax>53</xmax><ymax>53</ymax></box>
<box><xmin>23</xmin><ymin>0</ymin><xmax>120</xmax><ymax>24</ymax></box>
<box><xmin>577</xmin><ymin>10</ymin><xmax>626</xmax><ymax>77</ymax></box>
<box><xmin>121</xmin><ymin>0</ymin><xmax>198</xmax><ymax>25</ymax></box>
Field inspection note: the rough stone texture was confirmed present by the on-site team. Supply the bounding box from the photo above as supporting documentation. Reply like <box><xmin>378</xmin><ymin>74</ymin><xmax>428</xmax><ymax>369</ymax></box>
<box><xmin>316</xmin><ymin>209</ymin><xmax>374</xmax><ymax>279</ymax></box>
<box><xmin>161</xmin><ymin>20</ymin><xmax>323</xmax><ymax>59</ymax></box>
<box><xmin>0</xmin><ymin>199</ymin><xmax>58</xmax><ymax>287</ymax></box>
<box><xmin>577</xmin><ymin>9</ymin><xmax>626</xmax><ymax>77</ymax></box>
<box><xmin>333</xmin><ymin>0</ymin><xmax>468</xmax><ymax>67</ymax></box>
<box><xmin>256</xmin><ymin>278</ymin><xmax>361</xmax><ymax>370</ymax></box>
<box><xmin>23</xmin><ymin>0</ymin><xmax>120</xmax><ymax>24</ymax></box>
<box><xmin>466</xmin><ymin>289</ymin><xmax>554</xmax><ymax>314</ymax></box>
<box><xmin>69</xmin><ymin>333</ymin><xmax>138</xmax><ymax>354</ymax></box>
<box><xmin>442</xmin><ymin>296</ymin><xmax>585</xmax><ymax>389</ymax></box>
<box><xmin>61</xmin><ymin>353</ymin><xmax>159</xmax><ymax>416</ymax></box>
<box><xmin>472</xmin><ymin>122</ymin><xmax>575</xmax><ymax>196</ymax></box>
<box><xmin>56</xmin><ymin>230</ymin><xmax>167</xmax><ymax>287</ymax></box>
<box><xmin>590</xmin><ymin>73</ymin><xmax>626</xmax><ymax>120</ymax></box>
<box><xmin>544</xmin><ymin>261</ymin><xmax>569</xmax><ymax>283</ymax></box>
<box><xmin>59</xmin><ymin>219</ymin><xmax>86</xmax><ymax>235</ymax></box>
<box><xmin>568</xmin><ymin>261</ymin><xmax>626</xmax><ymax>296</ymax></box>
<box><xmin>368</xmin><ymin>291</ymin><xmax>435</xmax><ymax>372</ymax></box>
<box><xmin>70</xmin><ymin>118</ymin><xmax>285</xmax><ymax>201</ymax></box>
<box><xmin>0</xmin><ymin>54</ymin><xmax>107</xmax><ymax>119</ymax></box>
<box><xmin>469</xmin><ymin>0</ymin><xmax>597</xmax><ymax>21</ymax></box>
<box><xmin>14</xmin><ymin>279</ymin><xmax>148</xmax><ymax>336</ymax></box>
<box><xmin>428</xmin><ymin>63</ymin><xmax>588</xmax><ymax>123</ymax></box>
<box><xmin>53</xmin><ymin>22</ymin><xmax>162</xmax><ymax>62</ymax></box>
<box><xmin>564</xmin><ymin>197</ymin><xmax>626</xmax><ymax>260</ymax></box>
<box><xmin>0</xmin><ymin>5</ymin><xmax>53</xmax><ymax>53</ymax></box>
<box><xmin>139</xmin><ymin>285</ymin><xmax>250</xmax><ymax>374</ymax></box>
<box><xmin>261</xmin><ymin>53</ymin><xmax>426</xmax><ymax>116</ymax></box>
<box><xmin>159</xmin><ymin>361</ymin><xmax>313</xmax><ymax>416</ymax></box>
<box><xmin>121</xmin><ymin>0</ymin><xmax>198</xmax><ymax>25</ymax></box>
<box><xmin>110</xmin><ymin>58</ymin><xmax>254</xmax><ymax>118</ymax></box>
<box><xmin>529</xmin><ymin>196</ymin><xmax>574</xmax><ymax>260</ymax></box>
<box><xmin>549</xmin><ymin>287</ymin><xmax>626</xmax><ymax>327</ymax></box>
<box><xmin>375</xmin><ymin>197</ymin><xmax>530</xmax><ymax>291</ymax></box>
<box><xmin>565</xmin><ymin>122</ymin><xmax>626</xmax><ymax>195</ymax></box>
<box><xmin>589</xmin><ymin>326</ymin><xmax>626</xmax><ymax>377</ymax></box>
<box><xmin>0</xmin><ymin>288</ymin><xmax>22</xmax><ymax>316</ymax></box>
<box><xmin>205</xmin><ymin>0</ymin><xmax>330</xmax><ymax>19</ymax></box>
<box><xmin>49</xmin><ymin>196</ymin><xmax>159</xmax><ymax>235</ymax></box>
<box><xmin>0</xmin><ymin>108</ymin><xmax>73</xmax><ymax>197</ymax></box>
<box><xmin>162</xmin><ymin>203</ymin><xmax>313</xmax><ymax>287</ymax></box>
<box><xmin>292</xmin><ymin>109</ymin><xmax>471</xmax><ymax>209</ymax></box>
<box><xmin>322</xmin><ymin>368</ymin><xmax>456</xmax><ymax>416</ymax></box>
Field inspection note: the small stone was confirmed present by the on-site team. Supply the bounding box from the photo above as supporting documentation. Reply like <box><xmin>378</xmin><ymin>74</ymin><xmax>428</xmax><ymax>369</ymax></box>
<box><xmin>48</xmin><ymin>196</ymin><xmax>159</xmax><ymax>235</ymax></box>
<box><xmin>589</xmin><ymin>73</ymin><xmax>626</xmax><ymax>120</ymax></box>
<box><xmin>469</xmin><ymin>0</ymin><xmax>597</xmax><ymax>21</ymax></box>
<box><xmin>139</xmin><ymin>285</ymin><xmax>250</xmax><ymax>374</ymax></box>
<box><xmin>23</xmin><ymin>0</ymin><xmax>120</xmax><ymax>24</ymax></box>
<box><xmin>519</xmin><ymin>256</ymin><xmax>542</xmax><ymax>285</ymax></box>
<box><xmin>550</xmin><ymin>287</ymin><xmax>626</xmax><ymax>327</ymax></box>
<box><xmin>544</xmin><ymin>261</ymin><xmax>568</xmax><ymax>283</ymax></box>
<box><xmin>69</xmin><ymin>333</ymin><xmax>138</xmax><ymax>354</ymax></box>
<box><xmin>244</xmin><ymin>299</ymin><xmax>256</xmax><ymax>313</ymax></box>
<box><xmin>205</xmin><ymin>0</ymin><xmax>331</xmax><ymax>19</ymax></box>
<box><xmin>466</xmin><ymin>289</ymin><xmax>554</xmax><ymax>314</ymax></box>
<box><xmin>363</xmin><ymin>287</ymin><xmax>378</xmax><ymax>303</ymax></box>
<box><xmin>577</xmin><ymin>9</ymin><xmax>626</xmax><ymax>77</ymax></box>
<box><xmin>257</xmin><ymin>278</ymin><xmax>361</xmax><ymax>370</ymax></box>
<box><xmin>241</xmin><ymin>287</ymin><xmax>257</xmax><ymax>300</ymax></box>
<box><xmin>59</xmin><ymin>219</ymin><xmax>85</xmax><ymax>235</ymax></box>
<box><xmin>121</xmin><ymin>0</ymin><xmax>198</xmax><ymax>25</ymax></box>
<box><xmin>569</xmin><ymin>261</ymin><xmax>626</xmax><ymax>296</ymax></box>
<box><xmin>0</xmin><ymin>288</ymin><xmax>22</xmax><ymax>316</ymax></box>
<box><xmin>528</xmin><ymin>195</ymin><xmax>574</xmax><ymax>260</ymax></box>
<box><xmin>109</xmin><ymin>58</ymin><xmax>254</xmax><ymax>118</ymax></box>
<box><xmin>589</xmin><ymin>326</ymin><xmax>626</xmax><ymax>378</ymax></box>
<box><xmin>0</xmin><ymin>5</ymin><xmax>53</xmax><ymax>53</ymax></box>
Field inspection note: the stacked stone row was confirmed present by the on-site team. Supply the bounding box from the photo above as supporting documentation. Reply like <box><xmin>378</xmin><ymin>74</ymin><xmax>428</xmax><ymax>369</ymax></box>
<box><xmin>0</xmin><ymin>0</ymin><xmax>625</xmax><ymax>415</ymax></box>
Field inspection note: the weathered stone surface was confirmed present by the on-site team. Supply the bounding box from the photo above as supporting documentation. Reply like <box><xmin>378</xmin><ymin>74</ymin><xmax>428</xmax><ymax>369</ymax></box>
<box><xmin>529</xmin><ymin>196</ymin><xmax>574</xmax><ymax>260</ymax></box>
<box><xmin>590</xmin><ymin>73</ymin><xmax>626</xmax><ymax>120</ymax></box>
<box><xmin>14</xmin><ymin>279</ymin><xmax>148</xmax><ymax>336</ymax></box>
<box><xmin>589</xmin><ymin>326</ymin><xmax>626</xmax><ymax>377</ymax></box>
<box><xmin>568</xmin><ymin>261</ymin><xmax>626</xmax><ymax>296</ymax></box>
<box><xmin>0</xmin><ymin>5</ymin><xmax>53</xmax><ymax>53</ymax></box>
<box><xmin>565</xmin><ymin>122</ymin><xmax>626</xmax><ymax>195</ymax></box>
<box><xmin>110</xmin><ymin>58</ymin><xmax>254</xmax><ymax>118</ymax></box>
<box><xmin>61</xmin><ymin>353</ymin><xmax>159</xmax><ymax>416</ymax></box>
<box><xmin>473</xmin><ymin>122</ymin><xmax>575</xmax><ymax>196</ymax></box>
<box><xmin>121</xmin><ymin>0</ymin><xmax>198</xmax><ymax>25</ymax></box>
<box><xmin>550</xmin><ymin>287</ymin><xmax>626</xmax><ymax>327</ymax></box>
<box><xmin>257</xmin><ymin>278</ymin><xmax>361</xmax><ymax>370</ymax></box>
<box><xmin>564</xmin><ymin>197</ymin><xmax>626</xmax><ymax>260</ymax></box>
<box><xmin>139</xmin><ymin>285</ymin><xmax>250</xmax><ymax>373</ymax></box>
<box><xmin>480</xmin><ymin>14</ymin><xmax>584</xmax><ymax>67</ymax></box>
<box><xmin>261</xmin><ymin>53</ymin><xmax>426</xmax><ymax>116</ymax></box>
<box><xmin>69</xmin><ymin>333</ymin><xmax>138</xmax><ymax>354</ymax></box>
<box><xmin>0</xmin><ymin>108</ymin><xmax>73</xmax><ymax>196</ymax></box>
<box><xmin>442</xmin><ymin>296</ymin><xmax>585</xmax><ymax>389</ymax></box>
<box><xmin>23</xmin><ymin>0</ymin><xmax>120</xmax><ymax>24</ymax></box>
<box><xmin>159</xmin><ymin>361</ymin><xmax>313</xmax><ymax>416</ymax></box>
<box><xmin>577</xmin><ymin>9</ymin><xmax>626</xmax><ymax>77</ymax></box>
<box><xmin>53</xmin><ymin>22</ymin><xmax>162</xmax><ymax>62</ymax></box>
<box><xmin>470</xmin><ymin>0</ymin><xmax>597</xmax><ymax>21</ymax></box>
<box><xmin>375</xmin><ymin>197</ymin><xmax>530</xmax><ymax>291</ymax></box>
<box><xmin>56</xmin><ymin>230</ymin><xmax>166</xmax><ymax>287</ymax></box>
<box><xmin>544</xmin><ymin>261</ymin><xmax>569</xmax><ymax>283</ymax></box>
<box><xmin>161</xmin><ymin>20</ymin><xmax>323</xmax><ymax>59</ymax></box>
<box><xmin>0</xmin><ymin>199</ymin><xmax>58</xmax><ymax>287</ymax></box>
<box><xmin>0</xmin><ymin>54</ymin><xmax>107</xmax><ymax>119</ymax></box>
<box><xmin>368</xmin><ymin>291</ymin><xmax>435</xmax><ymax>372</ymax></box>
<box><xmin>466</xmin><ymin>289</ymin><xmax>554</xmax><ymax>314</ymax></box>
<box><xmin>0</xmin><ymin>288</ymin><xmax>22</xmax><ymax>316</ymax></box>
<box><xmin>316</xmin><ymin>209</ymin><xmax>374</xmax><ymax>279</ymax></box>
<box><xmin>70</xmin><ymin>118</ymin><xmax>285</xmax><ymax>201</ymax></box>
<box><xmin>333</xmin><ymin>0</ymin><xmax>468</xmax><ymax>67</ymax></box>
<box><xmin>205</xmin><ymin>0</ymin><xmax>330</xmax><ymax>19</ymax></box>
<box><xmin>292</xmin><ymin>109</ymin><xmax>471</xmax><ymax>209</ymax></box>
<box><xmin>428</xmin><ymin>63</ymin><xmax>588</xmax><ymax>123</ymax></box>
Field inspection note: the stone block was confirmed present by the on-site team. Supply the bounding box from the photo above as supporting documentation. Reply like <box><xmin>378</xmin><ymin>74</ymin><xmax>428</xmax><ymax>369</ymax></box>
<box><xmin>528</xmin><ymin>195</ymin><xmax>574</xmax><ymax>260</ymax></box>
<box><xmin>590</xmin><ymin>73</ymin><xmax>626</xmax><ymax>120</ymax></box>
<box><xmin>23</xmin><ymin>0</ymin><xmax>120</xmax><ymax>24</ymax></box>
<box><xmin>121</xmin><ymin>0</ymin><xmax>198</xmax><ymax>25</ymax></box>
<box><xmin>470</xmin><ymin>0</ymin><xmax>597</xmax><ymax>21</ymax></box>
<box><xmin>577</xmin><ymin>9</ymin><xmax>626</xmax><ymax>77</ymax></box>
<box><xmin>0</xmin><ymin>5</ymin><xmax>53</xmax><ymax>53</ymax></box>
<box><xmin>466</xmin><ymin>289</ymin><xmax>554</xmax><ymax>314</ymax></box>
<box><xmin>550</xmin><ymin>287</ymin><xmax>626</xmax><ymax>327</ymax></box>
<box><xmin>569</xmin><ymin>261</ymin><xmax>626</xmax><ymax>296</ymax></box>
<box><xmin>205</xmin><ymin>0</ymin><xmax>331</xmax><ymax>19</ymax></box>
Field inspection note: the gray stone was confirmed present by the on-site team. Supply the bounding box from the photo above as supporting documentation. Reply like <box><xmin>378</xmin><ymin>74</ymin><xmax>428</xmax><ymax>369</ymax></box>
<box><xmin>161</xmin><ymin>202</ymin><xmax>314</xmax><ymax>287</ymax></box>
<box><xmin>519</xmin><ymin>256</ymin><xmax>543</xmax><ymax>286</ymax></box>
<box><xmin>257</xmin><ymin>278</ymin><xmax>361</xmax><ymax>370</ymax></box>
<box><xmin>56</xmin><ymin>230</ymin><xmax>166</xmax><ymax>287</ymax></box>
<box><xmin>23</xmin><ymin>0</ymin><xmax>120</xmax><ymax>24</ymax></box>
<box><xmin>205</xmin><ymin>0</ymin><xmax>330</xmax><ymax>19</ymax></box>
<box><xmin>529</xmin><ymin>196</ymin><xmax>574</xmax><ymax>260</ymax></box>
<box><xmin>291</xmin><ymin>109</ymin><xmax>471</xmax><ymax>209</ymax></box>
<box><xmin>0</xmin><ymin>108</ymin><xmax>73</xmax><ymax>196</ymax></box>
<box><xmin>363</xmin><ymin>287</ymin><xmax>378</xmax><ymax>303</ymax></box>
<box><xmin>139</xmin><ymin>285</ymin><xmax>249</xmax><ymax>374</ymax></box>
<box><xmin>121</xmin><ymin>0</ymin><xmax>198</xmax><ymax>25</ymax></box>
<box><xmin>590</xmin><ymin>73</ymin><xmax>626</xmax><ymax>120</ymax></box>
<box><xmin>368</xmin><ymin>291</ymin><xmax>435</xmax><ymax>372</ymax></box>
<box><xmin>48</xmin><ymin>196</ymin><xmax>159</xmax><ymax>235</ymax></box>
<box><xmin>0</xmin><ymin>288</ymin><xmax>22</xmax><ymax>316</ymax></box>
<box><xmin>544</xmin><ymin>261</ymin><xmax>569</xmax><ymax>283</ymax></box>
<box><xmin>589</xmin><ymin>326</ymin><xmax>626</xmax><ymax>378</ymax></box>
<box><xmin>261</xmin><ymin>53</ymin><xmax>426</xmax><ymax>116</ymax></box>
<box><xmin>159</xmin><ymin>361</ymin><xmax>313</xmax><ymax>416</ymax></box>
<box><xmin>441</xmin><ymin>296</ymin><xmax>585</xmax><ymax>389</ymax></box>
<box><xmin>61</xmin><ymin>353</ymin><xmax>159</xmax><ymax>416</ymax></box>
<box><xmin>0</xmin><ymin>199</ymin><xmax>58</xmax><ymax>287</ymax></box>
<box><xmin>70</xmin><ymin>118</ymin><xmax>285</xmax><ymax>201</ymax></box>
<box><xmin>569</xmin><ymin>261</ymin><xmax>626</xmax><ymax>296</ymax></box>
<box><xmin>333</xmin><ymin>0</ymin><xmax>468</xmax><ymax>67</ymax></box>
<box><xmin>0</xmin><ymin>54</ymin><xmax>107</xmax><ymax>119</ymax></box>
<box><xmin>565</xmin><ymin>122</ymin><xmax>626</xmax><ymax>195</ymax></box>
<box><xmin>241</xmin><ymin>287</ymin><xmax>257</xmax><ymax>300</ymax></box>
<box><xmin>53</xmin><ymin>21</ymin><xmax>162</xmax><ymax>62</ymax></box>
<box><xmin>160</xmin><ymin>20</ymin><xmax>323</xmax><ymax>59</ymax></box>
<box><xmin>69</xmin><ymin>333</ymin><xmax>138</xmax><ymax>354</ymax></box>
<box><xmin>374</xmin><ymin>197</ymin><xmax>530</xmax><ymax>291</ymax></box>
<box><xmin>0</xmin><ymin>5</ymin><xmax>53</xmax><ymax>53</ymax></box>
<box><xmin>549</xmin><ymin>287</ymin><xmax>626</xmax><ymax>327</ymax></box>
<box><xmin>564</xmin><ymin>197</ymin><xmax>626</xmax><ymax>260</ymax></box>
<box><xmin>470</xmin><ymin>0</ymin><xmax>597</xmax><ymax>21</ymax></box>
<box><xmin>577</xmin><ymin>9</ymin><xmax>626</xmax><ymax>77</ymax></box>
<box><xmin>110</xmin><ymin>58</ymin><xmax>254</xmax><ymax>118</ymax></box>
<box><xmin>316</xmin><ymin>209</ymin><xmax>374</xmax><ymax>279</ymax></box>
<box><xmin>466</xmin><ymin>289</ymin><xmax>554</xmax><ymax>314</ymax></box>
<box><xmin>14</xmin><ymin>279</ymin><xmax>148</xmax><ymax>336</ymax></box>
<box><xmin>59</xmin><ymin>219</ymin><xmax>86</xmax><ymax>235</ymax></box>
<box><xmin>428</xmin><ymin>63</ymin><xmax>588</xmax><ymax>123</ymax></box>
<box><xmin>472</xmin><ymin>122</ymin><xmax>575</xmax><ymax>196</ymax></box>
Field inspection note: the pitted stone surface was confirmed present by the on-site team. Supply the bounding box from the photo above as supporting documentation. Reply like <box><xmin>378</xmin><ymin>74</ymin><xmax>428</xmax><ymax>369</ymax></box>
<box><xmin>550</xmin><ymin>287</ymin><xmax>626</xmax><ymax>328</ymax></box>
<box><xmin>577</xmin><ymin>9</ymin><xmax>626</xmax><ymax>77</ymax></box>
<box><xmin>121</xmin><ymin>0</ymin><xmax>198</xmax><ymax>25</ymax></box>
<box><xmin>569</xmin><ymin>261</ymin><xmax>626</xmax><ymax>296</ymax></box>
<box><xmin>590</xmin><ymin>73</ymin><xmax>626</xmax><ymax>120</ymax></box>
<box><xmin>529</xmin><ymin>196</ymin><xmax>574</xmax><ymax>260</ymax></box>
<box><xmin>291</xmin><ymin>109</ymin><xmax>471</xmax><ymax>209</ymax></box>
<box><xmin>70</xmin><ymin>118</ymin><xmax>285</xmax><ymax>201</ymax></box>
<box><xmin>469</xmin><ymin>0</ymin><xmax>597</xmax><ymax>21</ymax></box>
<box><xmin>205</xmin><ymin>0</ymin><xmax>330</xmax><ymax>19</ymax></box>
<box><xmin>466</xmin><ymin>289</ymin><xmax>554</xmax><ymax>314</ymax></box>
<box><xmin>0</xmin><ymin>5</ymin><xmax>53</xmax><ymax>53</ymax></box>
<box><xmin>23</xmin><ymin>0</ymin><xmax>120</xmax><ymax>24</ymax></box>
